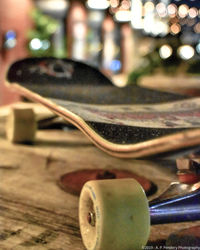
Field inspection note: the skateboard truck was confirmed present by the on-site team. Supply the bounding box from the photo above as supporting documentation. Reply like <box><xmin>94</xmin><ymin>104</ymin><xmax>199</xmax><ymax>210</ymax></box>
<box><xmin>79</xmin><ymin>158</ymin><xmax>200</xmax><ymax>250</ymax></box>
<box><xmin>150</xmin><ymin>156</ymin><xmax>200</xmax><ymax>224</ymax></box>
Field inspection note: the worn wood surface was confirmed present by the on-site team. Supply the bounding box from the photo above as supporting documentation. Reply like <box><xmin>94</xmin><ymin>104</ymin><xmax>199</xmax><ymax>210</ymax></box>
<box><xmin>0</xmin><ymin>105</ymin><xmax>200</xmax><ymax>249</ymax></box>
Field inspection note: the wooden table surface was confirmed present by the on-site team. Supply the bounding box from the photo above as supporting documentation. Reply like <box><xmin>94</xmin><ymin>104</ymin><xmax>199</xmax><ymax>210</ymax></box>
<box><xmin>0</xmin><ymin>108</ymin><xmax>199</xmax><ymax>250</ymax></box>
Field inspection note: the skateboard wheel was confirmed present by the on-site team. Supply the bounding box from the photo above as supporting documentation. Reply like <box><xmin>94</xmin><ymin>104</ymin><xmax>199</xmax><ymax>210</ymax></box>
<box><xmin>6</xmin><ymin>107</ymin><xmax>37</xmax><ymax>143</ymax></box>
<box><xmin>79</xmin><ymin>179</ymin><xmax>150</xmax><ymax>250</ymax></box>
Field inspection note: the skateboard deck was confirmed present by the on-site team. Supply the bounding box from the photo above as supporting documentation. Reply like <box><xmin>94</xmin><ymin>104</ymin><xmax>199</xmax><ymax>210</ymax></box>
<box><xmin>6</xmin><ymin>57</ymin><xmax>200</xmax><ymax>158</ymax></box>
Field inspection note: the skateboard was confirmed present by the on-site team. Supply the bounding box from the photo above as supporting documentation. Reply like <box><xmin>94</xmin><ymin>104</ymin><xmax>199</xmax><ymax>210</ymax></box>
<box><xmin>6</xmin><ymin>58</ymin><xmax>200</xmax><ymax>249</ymax></box>
<box><xmin>6</xmin><ymin>57</ymin><xmax>200</xmax><ymax>158</ymax></box>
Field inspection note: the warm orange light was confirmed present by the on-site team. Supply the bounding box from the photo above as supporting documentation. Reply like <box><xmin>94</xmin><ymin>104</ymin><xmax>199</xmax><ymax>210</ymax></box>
<box><xmin>71</xmin><ymin>5</ymin><xmax>87</xmax><ymax>21</ymax></box>
<box><xmin>103</xmin><ymin>15</ymin><xmax>115</xmax><ymax>32</ymax></box>
<box><xmin>170</xmin><ymin>23</ymin><xmax>181</xmax><ymax>35</ymax></box>
<box><xmin>194</xmin><ymin>22</ymin><xmax>200</xmax><ymax>33</ymax></box>
<box><xmin>170</xmin><ymin>17</ymin><xmax>179</xmax><ymax>24</ymax></box>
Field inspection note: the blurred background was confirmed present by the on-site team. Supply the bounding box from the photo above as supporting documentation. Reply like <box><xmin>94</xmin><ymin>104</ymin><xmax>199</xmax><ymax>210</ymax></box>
<box><xmin>0</xmin><ymin>0</ymin><xmax>200</xmax><ymax>105</ymax></box>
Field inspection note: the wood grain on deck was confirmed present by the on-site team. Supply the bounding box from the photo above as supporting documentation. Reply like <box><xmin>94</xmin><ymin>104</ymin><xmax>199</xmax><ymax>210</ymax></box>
<box><xmin>0</xmin><ymin>108</ymin><xmax>199</xmax><ymax>249</ymax></box>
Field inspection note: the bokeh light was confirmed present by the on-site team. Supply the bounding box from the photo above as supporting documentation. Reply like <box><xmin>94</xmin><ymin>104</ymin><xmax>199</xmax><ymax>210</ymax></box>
<box><xmin>178</xmin><ymin>4</ymin><xmax>189</xmax><ymax>18</ymax></box>
<box><xmin>167</xmin><ymin>4</ymin><xmax>177</xmax><ymax>17</ymax></box>
<box><xmin>144</xmin><ymin>1</ymin><xmax>155</xmax><ymax>14</ymax></box>
<box><xmin>188</xmin><ymin>7</ymin><xmax>198</xmax><ymax>19</ymax></box>
<box><xmin>87</xmin><ymin>0</ymin><xmax>110</xmax><ymax>9</ymax></box>
<box><xmin>29</xmin><ymin>38</ymin><xmax>42</xmax><ymax>50</ymax></box>
<box><xmin>159</xmin><ymin>44</ymin><xmax>173</xmax><ymax>59</ymax></box>
<box><xmin>178</xmin><ymin>45</ymin><xmax>195</xmax><ymax>60</ymax></box>
<box><xmin>156</xmin><ymin>3</ymin><xmax>167</xmax><ymax>18</ymax></box>
<box><xmin>170</xmin><ymin>23</ymin><xmax>181</xmax><ymax>35</ymax></box>
<box><xmin>196</xmin><ymin>43</ymin><xmax>200</xmax><ymax>54</ymax></box>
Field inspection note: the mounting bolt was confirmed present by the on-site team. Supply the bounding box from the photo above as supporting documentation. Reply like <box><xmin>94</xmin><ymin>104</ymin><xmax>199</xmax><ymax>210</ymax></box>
<box><xmin>87</xmin><ymin>212</ymin><xmax>96</xmax><ymax>227</ymax></box>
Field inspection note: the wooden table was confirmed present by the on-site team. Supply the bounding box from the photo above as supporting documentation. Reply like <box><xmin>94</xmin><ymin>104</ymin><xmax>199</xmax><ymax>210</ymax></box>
<box><xmin>0</xmin><ymin>111</ymin><xmax>199</xmax><ymax>249</ymax></box>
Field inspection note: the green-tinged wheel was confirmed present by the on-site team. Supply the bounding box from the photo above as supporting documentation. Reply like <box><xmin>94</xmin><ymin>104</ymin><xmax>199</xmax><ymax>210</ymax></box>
<box><xmin>6</xmin><ymin>107</ymin><xmax>37</xmax><ymax>143</ymax></box>
<box><xmin>79</xmin><ymin>178</ymin><xmax>150</xmax><ymax>250</ymax></box>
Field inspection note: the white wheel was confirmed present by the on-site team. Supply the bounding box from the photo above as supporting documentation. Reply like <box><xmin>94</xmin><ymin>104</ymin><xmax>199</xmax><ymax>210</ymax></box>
<box><xmin>6</xmin><ymin>107</ymin><xmax>37</xmax><ymax>143</ymax></box>
<box><xmin>79</xmin><ymin>178</ymin><xmax>150</xmax><ymax>250</ymax></box>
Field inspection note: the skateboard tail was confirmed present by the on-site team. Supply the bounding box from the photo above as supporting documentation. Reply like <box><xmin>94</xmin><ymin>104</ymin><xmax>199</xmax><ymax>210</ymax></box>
<box><xmin>6</xmin><ymin>81</ymin><xmax>200</xmax><ymax>158</ymax></box>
